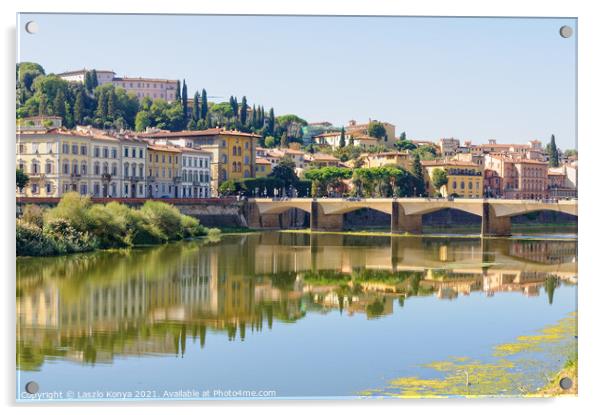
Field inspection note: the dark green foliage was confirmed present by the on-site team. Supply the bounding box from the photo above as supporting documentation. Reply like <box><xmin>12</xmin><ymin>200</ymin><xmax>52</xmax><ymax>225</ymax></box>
<box><xmin>548</xmin><ymin>134</ymin><xmax>560</xmax><ymax>167</ymax></box>
<box><xmin>16</xmin><ymin>169</ymin><xmax>29</xmax><ymax>191</ymax></box>
<box><xmin>16</xmin><ymin>193</ymin><xmax>217</xmax><ymax>256</ymax></box>
<box><xmin>339</xmin><ymin>127</ymin><xmax>346</xmax><ymax>148</ymax></box>
<box><xmin>268</xmin><ymin>157</ymin><xmax>299</xmax><ymax>188</ymax></box>
<box><xmin>367</xmin><ymin>121</ymin><xmax>387</xmax><ymax>139</ymax></box>
<box><xmin>181</xmin><ymin>79</ymin><xmax>188</xmax><ymax>120</ymax></box>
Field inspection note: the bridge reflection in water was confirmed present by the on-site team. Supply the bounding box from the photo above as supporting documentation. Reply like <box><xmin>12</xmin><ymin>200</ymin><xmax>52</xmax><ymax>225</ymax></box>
<box><xmin>16</xmin><ymin>233</ymin><xmax>577</xmax><ymax>369</ymax></box>
<box><xmin>246</xmin><ymin>198</ymin><xmax>578</xmax><ymax>236</ymax></box>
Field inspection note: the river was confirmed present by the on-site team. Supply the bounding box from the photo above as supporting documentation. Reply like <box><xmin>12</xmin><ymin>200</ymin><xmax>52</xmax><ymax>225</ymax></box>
<box><xmin>16</xmin><ymin>232</ymin><xmax>577</xmax><ymax>400</ymax></box>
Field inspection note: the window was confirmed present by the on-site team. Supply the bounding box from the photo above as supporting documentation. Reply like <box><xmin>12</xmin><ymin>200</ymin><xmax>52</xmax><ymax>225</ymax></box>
<box><xmin>81</xmin><ymin>163</ymin><xmax>87</xmax><ymax>175</ymax></box>
<box><xmin>72</xmin><ymin>144</ymin><xmax>78</xmax><ymax>154</ymax></box>
<box><xmin>94</xmin><ymin>162</ymin><xmax>100</xmax><ymax>175</ymax></box>
<box><xmin>103</xmin><ymin>148</ymin><xmax>109</xmax><ymax>158</ymax></box>
<box><xmin>124</xmin><ymin>147</ymin><xmax>129</xmax><ymax>157</ymax></box>
<box><xmin>62</xmin><ymin>143</ymin><xmax>69</xmax><ymax>154</ymax></box>
<box><xmin>80</xmin><ymin>184</ymin><xmax>88</xmax><ymax>195</ymax></box>
<box><xmin>81</xmin><ymin>145</ymin><xmax>87</xmax><ymax>155</ymax></box>
<box><xmin>94</xmin><ymin>147</ymin><xmax>100</xmax><ymax>157</ymax></box>
<box><xmin>63</xmin><ymin>162</ymin><xmax>69</xmax><ymax>174</ymax></box>
<box><xmin>111</xmin><ymin>164</ymin><xmax>118</xmax><ymax>176</ymax></box>
<box><xmin>47</xmin><ymin>143</ymin><xmax>53</xmax><ymax>153</ymax></box>
<box><xmin>124</xmin><ymin>163</ymin><xmax>130</xmax><ymax>177</ymax></box>
<box><xmin>46</xmin><ymin>183</ymin><xmax>52</xmax><ymax>194</ymax></box>
<box><xmin>111</xmin><ymin>148</ymin><xmax>117</xmax><ymax>159</ymax></box>
<box><xmin>45</xmin><ymin>162</ymin><xmax>52</xmax><ymax>174</ymax></box>
<box><xmin>31</xmin><ymin>183</ymin><xmax>39</xmax><ymax>194</ymax></box>
<box><xmin>19</xmin><ymin>144</ymin><xmax>25</xmax><ymax>154</ymax></box>
<box><xmin>139</xmin><ymin>149</ymin><xmax>144</xmax><ymax>159</ymax></box>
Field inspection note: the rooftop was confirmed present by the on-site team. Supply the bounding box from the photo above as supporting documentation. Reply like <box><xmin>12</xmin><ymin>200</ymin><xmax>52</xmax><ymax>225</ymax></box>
<box><xmin>139</xmin><ymin>128</ymin><xmax>262</xmax><ymax>139</ymax></box>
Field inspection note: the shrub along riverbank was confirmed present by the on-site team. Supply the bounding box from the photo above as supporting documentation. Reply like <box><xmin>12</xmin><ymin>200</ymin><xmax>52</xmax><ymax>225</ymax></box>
<box><xmin>16</xmin><ymin>192</ymin><xmax>220</xmax><ymax>257</ymax></box>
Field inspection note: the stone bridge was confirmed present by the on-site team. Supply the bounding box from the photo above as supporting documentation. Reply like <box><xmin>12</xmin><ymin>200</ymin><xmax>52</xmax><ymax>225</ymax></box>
<box><xmin>246</xmin><ymin>198</ymin><xmax>577</xmax><ymax>236</ymax></box>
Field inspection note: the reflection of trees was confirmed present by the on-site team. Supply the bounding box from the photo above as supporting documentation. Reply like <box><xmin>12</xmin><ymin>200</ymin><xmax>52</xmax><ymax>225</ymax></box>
<box><xmin>16</xmin><ymin>235</ymin><xmax>577</xmax><ymax>371</ymax></box>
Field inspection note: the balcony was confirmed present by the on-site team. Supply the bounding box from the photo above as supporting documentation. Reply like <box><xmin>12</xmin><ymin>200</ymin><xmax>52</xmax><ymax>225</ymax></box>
<box><xmin>147</xmin><ymin>175</ymin><xmax>156</xmax><ymax>182</ymax></box>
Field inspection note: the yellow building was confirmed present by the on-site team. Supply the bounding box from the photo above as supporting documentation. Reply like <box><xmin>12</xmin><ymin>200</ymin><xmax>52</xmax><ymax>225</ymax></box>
<box><xmin>17</xmin><ymin>128</ymin><xmax>93</xmax><ymax>197</ymax></box>
<box><xmin>255</xmin><ymin>157</ymin><xmax>272</xmax><ymax>177</ymax></box>
<box><xmin>358</xmin><ymin>151</ymin><xmax>413</xmax><ymax>170</ymax></box>
<box><xmin>140</xmin><ymin>128</ymin><xmax>260</xmax><ymax>196</ymax></box>
<box><xmin>422</xmin><ymin>160</ymin><xmax>483</xmax><ymax>198</ymax></box>
<box><xmin>147</xmin><ymin>145</ymin><xmax>182</xmax><ymax>198</ymax></box>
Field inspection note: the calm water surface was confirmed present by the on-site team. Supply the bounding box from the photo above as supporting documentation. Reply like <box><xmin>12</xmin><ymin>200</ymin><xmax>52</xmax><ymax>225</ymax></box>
<box><xmin>16</xmin><ymin>232</ymin><xmax>577</xmax><ymax>400</ymax></box>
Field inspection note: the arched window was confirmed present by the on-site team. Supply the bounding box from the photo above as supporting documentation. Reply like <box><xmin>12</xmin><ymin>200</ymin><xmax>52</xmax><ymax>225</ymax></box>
<box><xmin>72</xmin><ymin>161</ymin><xmax>79</xmax><ymax>175</ymax></box>
<box><xmin>31</xmin><ymin>161</ymin><xmax>40</xmax><ymax>174</ymax></box>
<box><xmin>81</xmin><ymin>162</ymin><xmax>87</xmax><ymax>175</ymax></box>
<box><xmin>45</xmin><ymin>161</ymin><xmax>52</xmax><ymax>174</ymax></box>
<box><xmin>94</xmin><ymin>162</ymin><xmax>100</xmax><ymax>175</ymax></box>
<box><xmin>222</xmin><ymin>154</ymin><xmax>228</xmax><ymax>163</ymax></box>
<box><xmin>124</xmin><ymin>163</ymin><xmax>130</xmax><ymax>178</ymax></box>
<box><xmin>103</xmin><ymin>162</ymin><xmax>109</xmax><ymax>174</ymax></box>
<box><xmin>63</xmin><ymin>160</ymin><xmax>70</xmax><ymax>175</ymax></box>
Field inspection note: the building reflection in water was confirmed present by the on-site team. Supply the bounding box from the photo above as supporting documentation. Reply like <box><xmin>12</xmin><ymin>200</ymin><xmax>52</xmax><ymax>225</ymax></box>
<box><xmin>16</xmin><ymin>234</ymin><xmax>577</xmax><ymax>370</ymax></box>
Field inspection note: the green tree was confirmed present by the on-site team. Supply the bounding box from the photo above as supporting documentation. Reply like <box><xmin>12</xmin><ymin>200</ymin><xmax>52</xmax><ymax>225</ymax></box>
<box><xmin>412</xmin><ymin>154</ymin><xmax>425</xmax><ymax>196</ymax></box>
<box><xmin>400</xmin><ymin>131</ymin><xmax>407</xmax><ymax>141</ymax></box>
<box><xmin>106</xmin><ymin>89</ymin><xmax>116</xmax><ymax>120</ymax></box>
<box><xmin>240</xmin><ymin>96</ymin><xmax>248</xmax><ymax>126</ymax></box>
<box><xmin>267</xmin><ymin>108</ymin><xmax>275</xmax><ymax>136</ymax></box>
<box><xmin>339</xmin><ymin>127</ymin><xmax>346</xmax><ymax>148</ymax></box>
<box><xmin>280</xmin><ymin>132</ymin><xmax>289</xmax><ymax>148</ymax></box>
<box><xmin>431</xmin><ymin>168</ymin><xmax>448</xmax><ymax>192</ymax></box>
<box><xmin>84</xmin><ymin>71</ymin><xmax>94</xmax><ymax>92</ymax></box>
<box><xmin>38</xmin><ymin>95</ymin><xmax>47</xmax><ymax>116</ymax></box>
<box><xmin>269</xmin><ymin>157</ymin><xmax>299</xmax><ymax>188</ymax></box>
<box><xmin>181</xmin><ymin>79</ymin><xmax>188</xmax><ymax>120</ymax></box>
<box><xmin>73</xmin><ymin>90</ymin><xmax>84</xmax><ymax>124</ymax></box>
<box><xmin>264</xmin><ymin>136</ymin><xmax>276</xmax><ymax>148</ymax></box>
<box><xmin>200</xmin><ymin>88</ymin><xmax>208</xmax><ymax>120</ymax></box>
<box><xmin>367</xmin><ymin>121</ymin><xmax>387</xmax><ymax>140</ymax></box>
<box><xmin>192</xmin><ymin>91</ymin><xmax>200</xmax><ymax>123</ymax></box>
<box><xmin>135</xmin><ymin>110</ymin><xmax>151</xmax><ymax>131</ymax></box>
<box><xmin>52</xmin><ymin>89</ymin><xmax>66</xmax><ymax>119</ymax></box>
<box><xmin>548</xmin><ymin>134</ymin><xmax>560</xmax><ymax>167</ymax></box>
<box><xmin>175</xmin><ymin>80</ymin><xmax>181</xmax><ymax>102</ymax></box>
<box><xmin>90</xmin><ymin>69</ymin><xmax>99</xmax><ymax>89</ymax></box>
<box><xmin>16</xmin><ymin>169</ymin><xmax>29</xmax><ymax>191</ymax></box>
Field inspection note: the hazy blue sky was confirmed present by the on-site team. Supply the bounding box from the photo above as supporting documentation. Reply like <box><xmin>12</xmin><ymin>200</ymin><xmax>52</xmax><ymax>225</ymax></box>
<box><xmin>18</xmin><ymin>14</ymin><xmax>577</xmax><ymax>148</ymax></box>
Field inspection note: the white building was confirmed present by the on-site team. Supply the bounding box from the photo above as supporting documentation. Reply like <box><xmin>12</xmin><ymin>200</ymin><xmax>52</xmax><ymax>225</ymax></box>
<box><xmin>180</xmin><ymin>148</ymin><xmax>212</xmax><ymax>198</ymax></box>
<box><xmin>58</xmin><ymin>69</ymin><xmax>179</xmax><ymax>102</ymax></box>
<box><xmin>121</xmin><ymin>137</ymin><xmax>147</xmax><ymax>198</ymax></box>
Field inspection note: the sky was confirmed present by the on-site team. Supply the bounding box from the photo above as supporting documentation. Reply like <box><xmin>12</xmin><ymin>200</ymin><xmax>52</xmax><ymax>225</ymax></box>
<box><xmin>17</xmin><ymin>14</ymin><xmax>577</xmax><ymax>149</ymax></box>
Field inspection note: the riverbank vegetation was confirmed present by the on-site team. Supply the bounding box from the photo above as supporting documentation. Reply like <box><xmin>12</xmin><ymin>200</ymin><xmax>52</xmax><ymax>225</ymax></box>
<box><xmin>16</xmin><ymin>192</ymin><xmax>220</xmax><ymax>257</ymax></box>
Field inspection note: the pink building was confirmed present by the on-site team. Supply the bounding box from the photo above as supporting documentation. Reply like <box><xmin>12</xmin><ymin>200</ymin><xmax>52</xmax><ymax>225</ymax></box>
<box><xmin>484</xmin><ymin>154</ymin><xmax>548</xmax><ymax>199</ymax></box>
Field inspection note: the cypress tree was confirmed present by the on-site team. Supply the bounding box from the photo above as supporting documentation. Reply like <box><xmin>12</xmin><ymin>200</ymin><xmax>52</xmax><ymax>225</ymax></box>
<box><xmin>549</xmin><ymin>134</ymin><xmax>560</xmax><ymax>167</ymax></box>
<box><xmin>339</xmin><ymin>127</ymin><xmax>346</xmax><ymax>148</ymax></box>
<box><xmin>267</xmin><ymin>108</ymin><xmax>275</xmax><ymax>136</ymax></box>
<box><xmin>90</xmin><ymin>69</ymin><xmax>99</xmax><ymax>89</ymax></box>
<box><xmin>412</xmin><ymin>153</ymin><xmax>425</xmax><ymax>196</ymax></box>
<box><xmin>175</xmin><ymin>80</ymin><xmax>181</xmax><ymax>102</ymax></box>
<box><xmin>96</xmin><ymin>90</ymin><xmax>107</xmax><ymax>119</ymax></box>
<box><xmin>232</xmin><ymin>97</ymin><xmax>239</xmax><ymax>120</ymax></box>
<box><xmin>240</xmin><ymin>96</ymin><xmax>248</xmax><ymax>125</ymax></box>
<box><xmin>181</xmin><ymin>79</ymin><xmax>188</xmax><ymax>120</ymax></box>
<box><xmin>251</xmin><ymin>105</ymin><xmax>257</xmax><ymax>128</ymax></box>
<box><xmin>192</xmin><ymin>91</ymin><xmax>200</xmax><ymax>122</ymax></box>
<box><xmin>84</xmin><ymin>71</ymin><xmax>93</xmax><ymax>93</ymax></box>
<box><xmin>200</xmin><ymin>88</ymin><xmax>208</xmax><ymax>120</ymax></box>
<box><xmin>74</xmin><ymin>90</ymin><xmax>84</xmax><ymax>124</ymax></box>
<box><xmin>400</xmin><ymin>131</ymin><xmax>407</xmax><ymax>141</ymax></box>
<box><xmin>53</xmin><ymin>89</ymin><xmax>66</xmax><ymax>120</ymax></box>
<box><xmin>280</xmin><ymin>132</ymin><xmax>288</xmax><ymax>148</ymax></box>
<box><xmin>38</xmin><ymin>95</ymin><xmax>47</xmax><ymax>116</ymax></box>
<box><xmin>107</xmin><ymin>89</ymin><xmax>116</xmax><ymax>120</ymax></box>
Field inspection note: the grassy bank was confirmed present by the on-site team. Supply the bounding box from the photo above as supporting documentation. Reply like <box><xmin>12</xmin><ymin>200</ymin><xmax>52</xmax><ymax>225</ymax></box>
<box><xmin>533</xmin><ymin>356</ymin><xmax>577</xmax><ymax>396</ymax></box>
<box><xmin>17</xmin><ymin>192</ymin><xmax>220</xmax><ymax>257</ymax></box>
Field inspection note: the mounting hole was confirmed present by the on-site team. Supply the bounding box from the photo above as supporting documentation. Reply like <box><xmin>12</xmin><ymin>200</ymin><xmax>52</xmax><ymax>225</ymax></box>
<box><xmin>559</xmin><ymin>25</ymin><xmax>573</xmax><ymax>38</ymax></box>
<box><xmin>25</xmin><ymin>381</ymin><xmax>39</xmax><ymax>394</ymax></box>
<box><xmin>559</xmin><ymin>376</ymin><xmax>573</xmax><ymax>390</ymax></box>
<box><xmin>25</xmin><ymin>21</ymin><xmax>38</xmax><ymax>34</ymax></box>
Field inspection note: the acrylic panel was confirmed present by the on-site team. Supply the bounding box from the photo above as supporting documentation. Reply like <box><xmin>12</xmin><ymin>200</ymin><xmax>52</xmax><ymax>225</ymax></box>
<box><xmin>16</xmin><ymin>13</ymin><xmax>577</xmax><ymax>401</ymax></box>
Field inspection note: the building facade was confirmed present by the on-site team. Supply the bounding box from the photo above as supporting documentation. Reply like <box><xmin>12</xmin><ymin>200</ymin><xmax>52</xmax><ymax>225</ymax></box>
<box><xmin>147</xmin><ymin>145</ymin><xmax>181</xmax><ymax>198</ymax></box>
<box><xmin>121</xmin><ymin>137</ymin><xmax>147</xmax><ymax>198</ymax></box>
<box><xmin>484</xmin><ymin>154</ymin><xmax>548</xmax><ymax>199</ymax></box>
<box><xmin>180</xmin><ymin>148</ymin><xmax>212</xmax><ymax>198</ymax></box>
<box><xmin>58</xmin><ymin>69</ymin><xmax>178</xmax><ymax>102</ymax></box>
<box><xmin>422</xmin><ymin>160</ymin><xmax>484</xmax><ymax>198</ymax></box>
<box><xmin>140</xmin><ymin>128</ymin><xmax>259</xmax><ymax>196</ymax></box>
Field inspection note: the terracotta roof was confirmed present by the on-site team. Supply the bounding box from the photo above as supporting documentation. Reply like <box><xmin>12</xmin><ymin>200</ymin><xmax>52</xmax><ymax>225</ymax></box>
<box><xmin>421</xmin><ymin>160</ymin><xmax>480</xmax><ymax>167</ymax></box>
<box><xmin>256</xmin><ymin>157</ymin><xmax>271</xmax><ymax>165</ymax></box>
<box><xmin>283</xmin><ymin>148</ymin><xmax>305</xmax><ymax>155</ymax></box>
<box><xmin>139</xmin><ymin>128</ymin><xmax>261</xmax><ymax>139</ymax></box>
<box><xmin>362</xmin><ymin>151</ymin><xmax>411</xmax><ymax>158</ymax></box>
<box><xmin>147</xmin><ymin>145</ymin><xmax>182</xmax><ymax>153</ymax></box>
<box><xmin>113</xmin><ymin>77</ymin><xmax>178</xmax><ymax>84</ymax></box>
<box><xmin>180</xmin><ymin>147</ymin><xmax>213</xmax><ymax>155</ymax></box>
<box><xmin>310</xmin><ymin>153</ymin><xmax>339</xmax><ymax>161</ymax></box>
